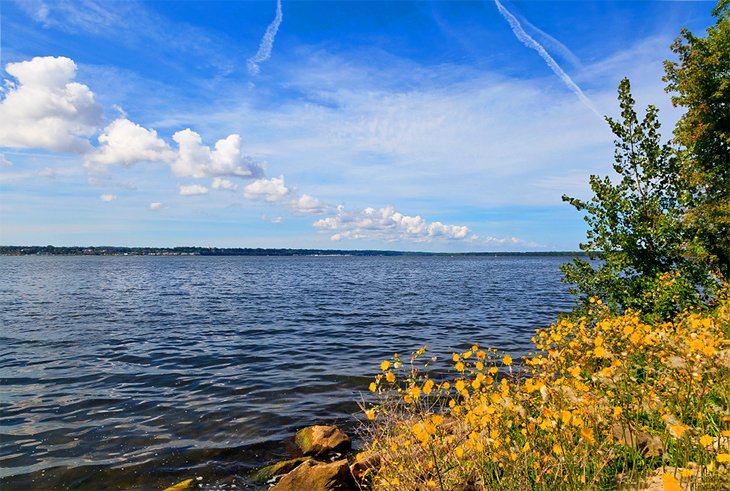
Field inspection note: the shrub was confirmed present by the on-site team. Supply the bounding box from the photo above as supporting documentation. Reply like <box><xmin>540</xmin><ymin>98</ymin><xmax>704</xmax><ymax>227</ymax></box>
<box><xmin>358</xmin><ymin>287</ymin><xmax>730</xmax><ymax>490</ymax></box>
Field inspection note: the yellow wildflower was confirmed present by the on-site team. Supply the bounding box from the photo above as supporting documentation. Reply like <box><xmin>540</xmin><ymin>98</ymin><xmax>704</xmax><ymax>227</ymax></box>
<box><xmin>503</xmin><ymin>355</ymin><xmax>513</xmax><ymax>366</ymax></box>
<box><xmin>661</xmin><ymin>474</ymin><xmax>682</xmax><ymax>491</ymax></box>
<box><xmin>699</xmin><ymin>434</ymin><xmax>714</xmax><ymax>446</ymax></box>
<box><xmin>670</xmin><ymin>425</ymin><xmax>687</xmax><ymax>438</ymax></box>
<box><xmin>380</xmin><ymin>360</ymin><xmax>391</xmax><ymax>371</ymax></box>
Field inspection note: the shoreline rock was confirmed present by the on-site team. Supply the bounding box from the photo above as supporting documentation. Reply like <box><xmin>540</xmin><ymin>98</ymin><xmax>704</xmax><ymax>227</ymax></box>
<box><xmin>249</xmin><ymin>424</ymin><xmax>367</xmax><ymax>491</ymax></box>
<box><xmin>295</xmin><ymin>425</ymin><xmax>351</xmax><ymax>457</ymax></box>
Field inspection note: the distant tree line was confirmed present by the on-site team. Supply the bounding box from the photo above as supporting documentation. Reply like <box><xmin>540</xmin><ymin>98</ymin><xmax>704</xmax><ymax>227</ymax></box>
<box><xmin>0</xmin><ymin>245</ymin><xmax>585</xmax><ymax>257</ymax></box>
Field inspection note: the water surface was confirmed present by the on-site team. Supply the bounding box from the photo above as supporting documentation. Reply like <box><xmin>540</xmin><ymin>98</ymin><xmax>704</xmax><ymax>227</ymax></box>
<box><xmin>0</xmin><ymin>255</ymin><xmax>573</xmax><ymax>489</ymax></box>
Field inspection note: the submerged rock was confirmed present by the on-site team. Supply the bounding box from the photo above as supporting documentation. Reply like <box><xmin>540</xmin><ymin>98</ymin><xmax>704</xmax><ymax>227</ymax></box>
<box><xmin>250</xmin><ymin>456</ymin><xmax>311</xmax><ymax>483</ymax></box>
<box><xmin>295</xmin><ymin>425</ymin><xmax>351</xmax><ymax>457</ymax></box>
<box><xmin>271</xmin><ymin>459</ymin><xmax>355</xmax><ymax>491</ymax></box>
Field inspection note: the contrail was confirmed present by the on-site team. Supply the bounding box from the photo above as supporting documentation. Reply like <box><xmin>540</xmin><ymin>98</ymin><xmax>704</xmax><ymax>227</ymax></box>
<box><xmin>520</xmin><ymin>16</ymin><xmax>581</xmax><ymax>69</ymax></box>
<box><xmin>493</xmin><ymin>0</ymin><xmax>601</xmax><ymax>119</ymax></box>
<box><xmin>247</xmin><ymin>0</ymin><xmax>283</xmax><ymax>75</ymax></box>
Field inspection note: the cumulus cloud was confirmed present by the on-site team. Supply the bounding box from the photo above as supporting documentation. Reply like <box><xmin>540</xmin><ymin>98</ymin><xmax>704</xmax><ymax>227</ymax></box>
<box><xmin>290</xmin><ymin>193</ymin><xmax>329</xmax><ymax>214</ymax></box>
<box><xmin>99</xmin><ymin>193</ymin><xmax>116</xmax><ymax>202</ymax></box>
<box><xmin>313</xmin><ymin>205</ymin><xmax>471</xmax><ymax>243</ymax></box>
<box><xmin>85</xmin><ymin>118</ymin><xmax>174</xmax><ymax>169</ymax></box>
<box><xmin>178</xmin><ymin>184</ymin><xmax>208</xmax><ymax>196</ymax></box>
<box><xmin>171</xmin><ymin>129</ymin><xmax>264</xmax><ymax>179</ymax></box>
<box><xmin>0</xmin><ymin>56</ymin><xmax>104</xmax><ymax>153</ymax></box>
<box><xmin>243</xmin><ymin>175</ymin><xmax>290</xmax><ymax>202</ymax></box>
<box><xmin>149</xmin><ymin>201</ymin><xmax>163</xmax><ymax>210</ymax></box>
<box><xmin>211</xmin><ymin>177</ymin><xmax>238</xmax><ymax>190</ymax></box>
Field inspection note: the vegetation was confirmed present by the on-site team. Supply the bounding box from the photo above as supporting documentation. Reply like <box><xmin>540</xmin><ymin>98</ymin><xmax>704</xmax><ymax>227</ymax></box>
<box><xmin>0</xmin><ymin>245</ymin><xmax>584</xmax><ymax>257</ymax></box>
<box><xmin>560</xmin><ymin>1</ymin><xmax>728</xmax><ymax>318</ymax></box>
<box><xmin>357</xmin><ymin>3</ymin><xmax>730</xmax><ymax>490</ymax></box>
<box><xmin>663</xmin><ymin>0</ymin><xmax>730</xmax><ymax>279</ymax></box>
<box><xmin>359</xmin><ymin>289</ymin><xmax>729</xmax><ymax>490</ymax></box>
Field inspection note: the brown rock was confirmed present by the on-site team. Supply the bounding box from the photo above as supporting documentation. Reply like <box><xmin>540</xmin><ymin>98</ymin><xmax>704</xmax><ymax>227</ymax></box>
<box><xmin>250</xmin><ymin>456</ymin><xmax>311</xmax><ymax>483</ymax></box>
<box><xmin>611</xmin><ymin>424</ymin><xmax>663</xmax><ymax>457</ymax></box>
<box><xmin>271</xmin><ymin>459</ymin><xmax>355</xmax><ymax>491</ymax></box>
<box><xmin>295</xmin><ymin>425</ymin><xmax>351</xmax><ymax>457</ymax></box>
<box><xmin>349</xmin><ymin>451</ymin><xmax>381</xmax><ymax>483</ymax></box>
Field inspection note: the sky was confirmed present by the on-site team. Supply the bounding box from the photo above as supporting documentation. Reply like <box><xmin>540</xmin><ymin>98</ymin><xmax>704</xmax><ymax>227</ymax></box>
<box><xmin>0</xmin><ymin>0</ymin><xmax>717</xmax><ymax>251</ymax></box>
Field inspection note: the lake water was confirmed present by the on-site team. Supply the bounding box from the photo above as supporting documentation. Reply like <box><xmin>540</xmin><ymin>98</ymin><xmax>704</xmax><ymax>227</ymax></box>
<box><xmin>0</xmin><ymin>255</ymin><xmax>574</xmax><ymax>489</ymax></box>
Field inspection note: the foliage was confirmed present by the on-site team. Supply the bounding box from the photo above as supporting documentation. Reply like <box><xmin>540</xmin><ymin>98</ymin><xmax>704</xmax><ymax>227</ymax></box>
<box><xmin>663</xmin><ymin>0</ymin><xmax>730</xmax><ymax>279</ymax></box>
<box><xmin>560</xmin><ymin>79</ymin><xmax>713</xmax><ymax>317</ymax></box>
<box><xmin>358</xmin><ymin>290</ymin><xmax>730</xmax><ymax>490</ymax></box>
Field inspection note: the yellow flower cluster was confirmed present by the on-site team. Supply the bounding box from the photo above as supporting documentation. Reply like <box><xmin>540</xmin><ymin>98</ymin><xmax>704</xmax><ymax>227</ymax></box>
<box><xmin>359</xmin><ymin>287</ymin><xmax>730</xmax><ymax>490</ymax></box>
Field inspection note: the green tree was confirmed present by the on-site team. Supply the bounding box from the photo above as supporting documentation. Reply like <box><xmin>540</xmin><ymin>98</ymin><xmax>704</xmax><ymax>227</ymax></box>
<box><xmin>561</xmin><ymin>79</ymin><xmax>708</xmax><ymax>317</ymax></box>
<box><xmin>663</xmin><ymin>0</ymin><xmax>730</xmax><ymax>279</ymax></box>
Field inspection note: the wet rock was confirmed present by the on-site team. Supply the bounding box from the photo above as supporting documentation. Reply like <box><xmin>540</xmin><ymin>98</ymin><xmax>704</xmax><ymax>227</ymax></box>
<box><xmin>295</xmin><ymin>425</ymin><xmax>351</xmax><ymax>457</ymax></box>
<box><xmin>271</xmin><ymin>459</ymin><xmax>355</xmax><ymax>491</ymax></box>
<box><xmin>250</xmin><ymin>456</ymin><xmax>311</xmax><ymax>483</ymax></box>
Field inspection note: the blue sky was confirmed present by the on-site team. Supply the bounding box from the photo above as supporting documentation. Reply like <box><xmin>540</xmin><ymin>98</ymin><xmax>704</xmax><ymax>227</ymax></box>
<box><xmin>0</xmin><ymin>0</ymin><xmax>716</xmax><ymax>251</ymax></box>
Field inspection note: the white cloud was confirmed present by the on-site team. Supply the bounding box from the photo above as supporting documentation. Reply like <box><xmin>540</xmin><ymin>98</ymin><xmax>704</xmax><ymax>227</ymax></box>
<box><xmin>290</xmin><ymin>193</ymin><xmax>329</xmax><ymax>214</ymax></box>
<box><xmin>243</xmin><ymin>175</ymin><xmax>290</xmax><ymax>202</ymax></box>
<box><xmin>171</xmin><ymin>129</ymin><xmax>264</xmax><ymax>179</ymax></box>
<box><xmin>178</xmin><ymin>184</ymin><xmax>208</xmax><ymax>196</ymax></box>
<box><xmin>313</xmin><ymin>205</ymin><xmax>471</xmax><ymax>243</ymax></box>
<box><xmin>37</xmin><ymin>167</ymin><xmax>55</xmax><ymax>177</ymax></box>
<box><xmin>0</xmin><ymin>56</ymin><xmax>103</xmax><ymax>153</ymax></box>
<box><xmin>247</xmin><ymin>0</ymin><xmax>283</xmax><ymax>75</ymax></box>
<box><xmin>149</xmin><ymin>201</ymin><xmax>163</xmax><ymax>210</ymax></box>
<box><xmin>85</xmin><ymin>117</ymin><xmax>174</xmax><ymax>169</ymax></box>
<box><xmin>14</xmin><ymin>0</ymin><xmax>51</xmax><ymax>25</ymax></box>
<box><xmin>99</xmin><ymin>193</ymin><xmax>116</xmax><ymax>202</ymax></box>
<box><xmin>211</xmin><ymin>177</ymin><xmax>238</xmax><ymax>190</ymax></box>
<box><xmin>0</xmin><ymin>153</ymin><xmax>12</xmax><ymax>167</ymax></box>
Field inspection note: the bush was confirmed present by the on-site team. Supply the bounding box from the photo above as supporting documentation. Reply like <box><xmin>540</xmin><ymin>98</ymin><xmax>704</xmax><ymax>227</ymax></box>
<box><xmin>357</xmin><ymin>288</ymin><xmax>730</xmax><ymax>490</ymax></box>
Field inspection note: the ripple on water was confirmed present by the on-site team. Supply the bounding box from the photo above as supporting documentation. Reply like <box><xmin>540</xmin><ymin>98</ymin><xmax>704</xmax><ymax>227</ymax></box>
<box><xmin>0</xmin><ymin>255</ymin><xmax>574</xmax><ymax>489</ymax></box>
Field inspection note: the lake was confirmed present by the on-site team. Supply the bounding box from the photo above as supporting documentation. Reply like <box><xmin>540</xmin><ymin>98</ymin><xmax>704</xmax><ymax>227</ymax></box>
<box><xmin>0</xmin><ymin>255</ymin><xmax>574</xmax><ymax>489</ymax></box>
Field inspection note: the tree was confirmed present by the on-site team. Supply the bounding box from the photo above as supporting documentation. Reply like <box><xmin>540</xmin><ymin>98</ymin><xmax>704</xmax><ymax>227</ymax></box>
<box><xmin>561</xmin><ymin>79</ymin><xmax>709</xmax><ymax>317</ymax></box>
<box><xmin>663</xmin><ymin>0</ymin><xmax>730</xmax><ymax>279</ymax></box>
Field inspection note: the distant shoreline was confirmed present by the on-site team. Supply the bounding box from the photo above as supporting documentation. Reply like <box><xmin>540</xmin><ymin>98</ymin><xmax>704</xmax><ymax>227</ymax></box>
<box><xmin>0</xmin><ymin>245</ymin><xmax>587</xmax><ymax>257</ymax></box>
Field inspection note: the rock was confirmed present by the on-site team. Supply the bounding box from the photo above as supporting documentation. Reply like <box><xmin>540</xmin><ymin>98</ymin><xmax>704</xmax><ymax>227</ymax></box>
<box><xmin>611</xmin><ymin>424</ymin><xmax>663</xmax><ymax>457</ymax></box>
<box><xmin>250</xmin><ymin>457</ymin><xmax>311</xmax><ymax>483</ymax></box>
<box><xmin>350</xmin><ymin>451</ymin><xmax>381</xmax><ymax>483</ymax></box>
<box><xmin>271</xmin><ymin>459</ymin><xmax>355</xmax><ymax>491</ymax></box>
<box><xmin>295</xmin><ymin>425</ymin><xmax>351</xmax><ymax>457</ymax></box>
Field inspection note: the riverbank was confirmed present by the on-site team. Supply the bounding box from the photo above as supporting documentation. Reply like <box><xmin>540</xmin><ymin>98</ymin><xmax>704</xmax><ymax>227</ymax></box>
<box><xmin>356</xmin><ymin>290</ymin><xmax>730</xmax><ymax>490</ymax></box>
